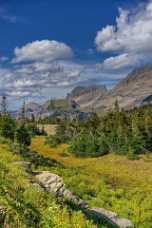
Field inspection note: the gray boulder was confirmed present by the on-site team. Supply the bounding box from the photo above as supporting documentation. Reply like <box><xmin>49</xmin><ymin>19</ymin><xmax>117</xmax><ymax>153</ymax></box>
<box><xmin>35</xmin><ymin>171</ymin><xmax>65</xmax><ymax>196</ymax></box>
<box><xmin>35</xmin><ymin>171</ymin><xmax>133</xmax><ymax>228</ymax></box>
<box><xmin>84</xmin><ymin>207</ymin><xmax>133</xmax><ymax>228</ymax></box>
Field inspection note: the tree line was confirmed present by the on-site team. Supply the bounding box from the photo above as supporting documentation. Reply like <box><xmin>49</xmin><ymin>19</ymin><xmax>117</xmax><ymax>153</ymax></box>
<box><xmin>47</xmin><ymin>101</ymin><xmax>152</xmax><ymax>159</ymax></box>
<box><xmin>0</xmin><ymin>96</ymin><xmax>45</xmax><ymax>151</ymax></box>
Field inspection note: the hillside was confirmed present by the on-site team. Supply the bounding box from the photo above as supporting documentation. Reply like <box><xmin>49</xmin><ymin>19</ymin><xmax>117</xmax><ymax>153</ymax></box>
<box><xmin>31</xmin><ymin>135</ymin><xmax>152</xmax><ymax>228</ymax></box>
<box><xmin>0</xmin><ymin>138</ymin><xmax>95</xmax><ymax>227</ymax></box>
<box><xmin>16</xmin><ymin>66</ymin><xmax>152</xmax><ymax>117</ymax></box>
<box><xmin>69</xmin><ymin>66</ymin><xmax>152</xmax><ymax>111</ymax></box>
<box><xmin>43</xmin><ymin>99</ymin><xmax>70</xmax><ymax>112</ymax></box>
<box><xmin>68</xmin><ymin>85</ymin><xmax>108</xmax><ymax>110</ymax></box>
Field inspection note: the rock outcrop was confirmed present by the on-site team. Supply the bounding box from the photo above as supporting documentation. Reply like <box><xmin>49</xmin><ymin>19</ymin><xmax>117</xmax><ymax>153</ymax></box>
<box><xmin>68</xmin><ymin>85</ymin><xmax>108</xmax><ymax>111</ymax></box>
<box><xmin>13</xmin><ymin>65</ymin><xmax>152</xmax><ymax>118</ymax></box>
<box><xmin>35</xmin><ymin>171</ymin><xmax>133</xmax><ymax>228</ymax></box>
<box><xmin>84</xmin><ymin>207</ymin><xmax>133</xmax><ymax>228</ymax></box>
<box><xmin>68</xmin><ymin>66</ymin><xmax>152</xmax><ymax>112</ymax></box>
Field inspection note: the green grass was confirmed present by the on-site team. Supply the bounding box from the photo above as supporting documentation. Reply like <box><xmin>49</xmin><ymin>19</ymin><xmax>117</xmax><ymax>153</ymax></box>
<box><xmin>31</xmin><ymin>136</ymin><xmax>152</xmax><ymax>228</ymax></box>
<box><xmin>0</xmin><ymin>137</ymin><xmax>95</xmax><ymax>228</ymax></box>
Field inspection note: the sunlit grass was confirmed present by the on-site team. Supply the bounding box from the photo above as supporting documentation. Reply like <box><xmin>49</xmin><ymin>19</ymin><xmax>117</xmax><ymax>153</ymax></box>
<box><xmin>0</xmin><ymin>138</ymin><xmax>95</xmax><ymax>227</ymax></box>
<box><xmin>38</xmin><ymin>124</ymin><xmax>57</xmax><ymax>135</ymax></box>
<box><xmin>31</xmin><ymin>136</ymin><xmax>152</xmax><ymax>188</ymax></box>
<box><xmin>31</xmin><ymin>136</ymin><xmax>152</xmax><ymax>227</ymax></box>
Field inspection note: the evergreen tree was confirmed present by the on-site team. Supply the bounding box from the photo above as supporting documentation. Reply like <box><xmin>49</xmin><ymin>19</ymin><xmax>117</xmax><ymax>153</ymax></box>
<box><xmin>0</xmin><ymin>114</ymin><xmax>16</xmax><ymax>140</ymax></box>
<box><xmin>1</xmin><ymin>95</ymin><xmax>7</xmax><ymax>115</ymax></box>
<box><xmin>21</xmin><ymin>101</ymin><xmax>26</xmax><ymax>124</ymax></box>
<box><xmin>15</xmin><ymin>124</ymin><xmax>31</xmax><ymax>148</ymax></box>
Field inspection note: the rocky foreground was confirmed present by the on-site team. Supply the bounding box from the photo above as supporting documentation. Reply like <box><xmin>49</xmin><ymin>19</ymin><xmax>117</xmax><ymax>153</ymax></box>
<box><xmin>35</xmin><ymin>171</ymin><xmax>133</xmax><ymax>228</ymax></box>
<box><xmin>10</xmin><ymin>156</ymin><xmax>133</xmax><ymax>228</ymax></box>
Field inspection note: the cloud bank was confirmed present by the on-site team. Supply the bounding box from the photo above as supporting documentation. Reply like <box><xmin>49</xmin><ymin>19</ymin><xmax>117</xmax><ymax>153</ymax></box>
<box><xmin>1</xmin><ymin>1</ymin><xmax>152</xmax><ymax>108</ymax></box>
<box><xmin>12</xmin><ymin>40</ymin><xmax>73</xmax><ymax>63</ymax></box>
<box><xmin>95</xmin><ymin>0</ymin><xmax>152</xmax><ymax>70</ymax></box>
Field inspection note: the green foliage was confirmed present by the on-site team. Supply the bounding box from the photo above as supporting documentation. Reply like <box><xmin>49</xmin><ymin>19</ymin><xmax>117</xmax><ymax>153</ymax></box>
<box><xmin>15</xmin><ymin>124</ymin><xmax>31</xmax><ymax>147</ymax></box>
<box><xmin>127</xmin><ymin>146</ymin><xmax>138</xmax><ymax>160</ymax></box>
<box><xmin>46</xmin><ymin>122</ymin><xmax>73</xmax><ymax>147</ymax></box>
<box><xmin>47</xmin><ymin>104</ymin><xmax>152</xmax><ymax>157</ymax></box>
<box><xmin>0</xmin><ymin>114</ymin><xmax>16</xmax><ymax>140</ymax></box>
<box><xmin>32</xmin><ymin>135</ymin><xmax>152</xmax><ymax>228</ymax></box>
<box><xmin>27</xmin><ymin>123</ymin><xmax>46</xmax><ymax>136</ymax></box>
<box><xmin>0</xmin><ymin>140</ymin><xmax>95</xmax><ymax>227</ymax></box>
<box><xmin>69</xmin><ymin>131</ymin><xmax>108</xmax><ymax>157</ymax></box>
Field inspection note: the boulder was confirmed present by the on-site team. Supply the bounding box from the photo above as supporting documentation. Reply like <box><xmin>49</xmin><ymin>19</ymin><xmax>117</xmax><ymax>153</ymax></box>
<box><xmin>34</xmin><ymin>171</ymin><xmax>133</xmax><ymax>228</ymax></box>
<box><xmin>35</xmin><ymin>171</ymin><xmax>88</xmax><ymax>208</ymax></box>
<box><xmin>35</xmin><ymin>171</ymin><xmax>65</xmax><ymax>196</ymax></box>
<box><xmin>63</xmin><ymin>189</ymin><xmax>88</xmax><ymax>209</ymax></box>
<box><xmin>84</xmin><ymin>207</ymin><xmax>133</xmax><ymax>228</ymax></box>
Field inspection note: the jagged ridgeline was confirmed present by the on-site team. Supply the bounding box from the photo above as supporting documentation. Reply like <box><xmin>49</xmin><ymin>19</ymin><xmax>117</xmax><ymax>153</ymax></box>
<box><xmin>68</xmin><ymin>66</ymin><xmax>152</xmax><ymax>112</ymax></box>
<box><xmin>11</xmin><ymin>66</ymin><xmax>152</xmax><ymax>121</ymax></box>
<box><xmin>0</xmin><ymin>66</ymin><xmax>152</xmax><ymax>227</ymax></box>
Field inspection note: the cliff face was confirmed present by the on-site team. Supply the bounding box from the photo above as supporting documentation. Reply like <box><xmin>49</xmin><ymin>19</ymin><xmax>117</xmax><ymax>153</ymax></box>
<box><xmin>68</xmin><ymin>85</ymin><xmax>108</xmax><ymax>110</ymax></box>
<box><xmin>17</xmin><ymin>66</ymin><xmax>152</xmax><ymax>116</ymax></box>
<box><xmin>69</xmin><ymin>66</ymin><xmax>152</xmax><ymax>111</ymax></box>
<box><xmin>109</xmin><ymin>66</ymin><xmax>152</xmax><ymax>109</ymax></box>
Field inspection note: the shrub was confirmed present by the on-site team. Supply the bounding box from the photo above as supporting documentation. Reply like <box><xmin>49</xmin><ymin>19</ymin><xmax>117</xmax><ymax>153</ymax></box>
<box><xmin>69</xmin><ymin>132</ymin><xmax>108</xmax><ymax>157</ymax></box>
<box><xmin>0</xmin><ymin>115</ymin><xmax>16</xmax><ymax>140</ymax></box>
<box><xmin>46</xmin><ymin>105</ymin><xmax>152</xmax><ymax>158</ymax></box>
<box><xmin>15</xmin><ymin>124</ymin><xmax>31</xmax><ymax>148</ymax></box>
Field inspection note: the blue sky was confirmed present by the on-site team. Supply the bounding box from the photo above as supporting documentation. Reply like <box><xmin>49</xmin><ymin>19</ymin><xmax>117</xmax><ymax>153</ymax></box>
<box><xmin>0</xmin><ymin>0</ymin><xmax>151</xmax><ymax>109</ymax></box>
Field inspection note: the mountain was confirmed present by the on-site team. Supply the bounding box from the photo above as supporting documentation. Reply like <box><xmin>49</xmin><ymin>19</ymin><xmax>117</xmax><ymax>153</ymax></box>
<box><xmin>24</xmin><ymin>102</ymin><xmax>42</xmax><ymax>113</ymax></box>
<box><xmin>15</xmin><ymin>66</ymin><xmax>152</xmax><ymax>118</ymax></box>
<box><xmin>67</xmin><ymin>85</ymin><xmax>108</xmax><ymax>111</ymax></box>
<box><xmin>69</xmin><ymin>66</ymin><xmax>152</xmax><ymax>111</ymax></box>
<box><xmin>43</xmin><ymin>99</ymin><xmax>70</xmax><ymax>112</ymax></box>
<box><xmin>19</xmin><ymin>98</ymin><xmax>80</xmax><ymax>120</ymax></box>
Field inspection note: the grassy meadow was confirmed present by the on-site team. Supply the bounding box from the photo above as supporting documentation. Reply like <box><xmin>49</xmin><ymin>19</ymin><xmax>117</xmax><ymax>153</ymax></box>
<box><xmin>0</xmin><ymin>137</ymin><xmax>95</xmax><ymax>227</ymax></box>
<box><xmin>31</xmin><ymin>131</ymin><xmax>152</xmax><ymax>228</ymax></box>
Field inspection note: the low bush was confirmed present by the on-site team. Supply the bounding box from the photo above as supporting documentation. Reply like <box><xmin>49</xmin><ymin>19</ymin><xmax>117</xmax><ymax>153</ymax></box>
<box><xmin>0</xmin><ymin>139</ymin><xmax>95</xmax><ymax>227</ymax></box>
<box><xmin>46</xmin><ymin>104</ymin><xmax>152</xmax><ymax>158</ymax></box>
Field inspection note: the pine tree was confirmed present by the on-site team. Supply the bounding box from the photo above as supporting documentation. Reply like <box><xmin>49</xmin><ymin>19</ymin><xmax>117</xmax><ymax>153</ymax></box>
<box><xmin>20</xmin><ymin>101</ymin><xmax>26</xmax><ymax>124</ymax></box>
<box><xmin>15</xmin><ymin>124</ymin><xmax>31</xmax><ymax>148</ymax></box>
<box><xmin>1</xmin><ymin>96</ymin><xmax>7</xmax><ymax>115</ymax></box>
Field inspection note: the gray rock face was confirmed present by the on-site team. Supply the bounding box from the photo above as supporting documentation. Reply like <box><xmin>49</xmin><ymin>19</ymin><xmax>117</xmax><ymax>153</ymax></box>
<box><xmin>69</xmin><ymin>66</ymin><xmax>152</xmax><ymax>112</ymax></box>
<box><xmin>35</xmin><ymin>172</ymin><xmax>65</xmax><ymax>196</ymax></box>
<box><xmin>68</xmin><ymin>85</ymin><xmax>108</xmax><ymax>111</ymax></box>
<box><xmin>84</xmin><ymin>208</ymin><xmax>133</xmax><ymax>228</ymax></box>
<box><xmin>35</xmin><ymin>171</ymin><xmax>133</xmax><ymax>228</ymax></box>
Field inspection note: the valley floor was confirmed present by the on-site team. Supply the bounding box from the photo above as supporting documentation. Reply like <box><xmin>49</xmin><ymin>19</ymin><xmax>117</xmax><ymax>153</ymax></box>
<box><xmin>31</xmin><ymin>136</ymin><xmax>152</xmax><ymax>228</ymax></box>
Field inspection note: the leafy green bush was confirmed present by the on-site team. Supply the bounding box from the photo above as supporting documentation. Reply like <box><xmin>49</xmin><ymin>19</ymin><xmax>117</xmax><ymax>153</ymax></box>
<box><xmin>0</xmin><ymin>114</ymin><xmax>16</xmax><ymax>140</ymax></box>
<box><xmin>0</xmin><ymin>139</ymin><xmax>95</xmax><ymax>227</ymax></box>
<box><xmin>69</xmin><ymin>132</ymin><xmax>108</xmax><ymax>157</ymax></box>
<box><xmin>47</xmin><ymin>104</ymin><xmax>152</xmax><ymax>158</ymax></box>
<box><xmin>15</xmin><ymin>124</ymin><xmax>31</xmax><ymax>148</ymax></box>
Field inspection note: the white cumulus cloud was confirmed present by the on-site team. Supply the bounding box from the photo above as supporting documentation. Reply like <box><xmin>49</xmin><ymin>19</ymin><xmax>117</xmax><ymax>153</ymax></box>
<box><xmin>95</xmin><ymin>0</ymin><xmax>152</xmax><ymax>71</ymax></box>
<box><xmin>12</xmin><ymin>40</ymin><xmax>73</xmax><ymax>63</ymax></box>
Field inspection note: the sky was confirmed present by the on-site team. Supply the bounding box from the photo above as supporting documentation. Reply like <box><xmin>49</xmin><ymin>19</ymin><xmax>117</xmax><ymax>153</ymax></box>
<box><xmin>0</xmin><ymin>0</ymin><xmax>151</xmax><ymax>109</ymax></box>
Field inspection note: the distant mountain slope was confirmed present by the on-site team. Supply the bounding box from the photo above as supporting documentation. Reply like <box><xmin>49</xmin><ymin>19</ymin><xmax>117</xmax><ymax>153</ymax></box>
<box><xmin>69</xmin><ymin>66</ymin><xmax>152</xmax><ymax>111</ymax></box>
<box><xmin>16</xmin><ymin>66</ymin><xmax>152</xmax><ymax>117</ymax></box>
<box><xmin>68</xmin><ymin>85</ymin><xmax>108</xmax><ymax>110</ymax></box>
<box><xmin>24</xmin><ymin>102</ymin><xmax>42</xmax><ymax>113</ymax></box>
<box><xmin>43</xmin><ymin>99</ymin><xmax>70</xmax><ymax>112</ymax></box>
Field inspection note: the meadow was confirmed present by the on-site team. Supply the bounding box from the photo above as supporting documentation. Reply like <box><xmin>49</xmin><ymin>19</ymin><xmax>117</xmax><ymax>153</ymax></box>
<box><xmin>31</xmin><ymin>134</ymin><xmax>152</xmax><ymax>228</ymax></box>
<box><xmin>0</xmin><ymin>137</ymin><xmax>95</xmax><ymax>227</ymax></box>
